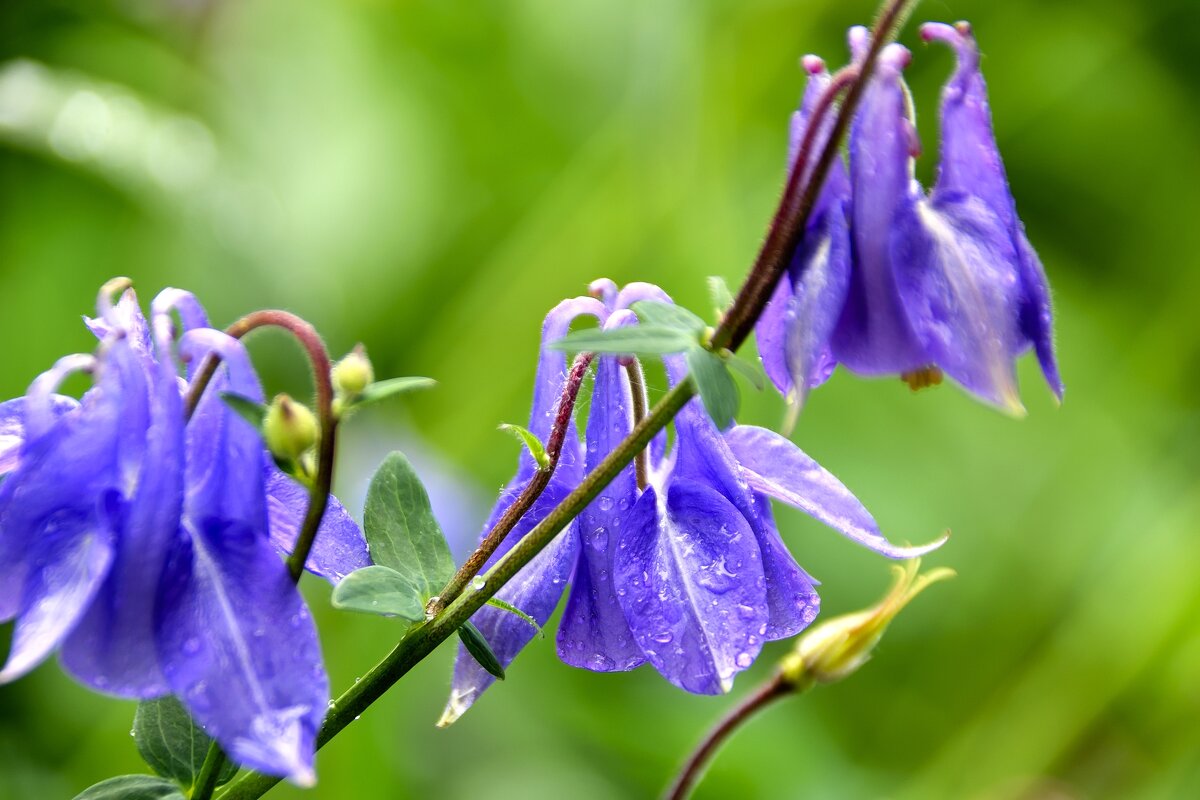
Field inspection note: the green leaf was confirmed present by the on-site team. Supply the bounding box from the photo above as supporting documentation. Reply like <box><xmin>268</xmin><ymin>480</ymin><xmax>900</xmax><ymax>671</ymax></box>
<box><xmin>707</xmin><ymin>276</ymin><xmax>735</xmax><ymax>316</ymax></box>
<box><xmin>132</xmin><ymin>697</ymin><xmax>236</xmax><ymax>790</ymax></box>
<box><xmin>498</xmin><ymin>423</ymin><xmax>549</xmax><ymax>470</ymax></box>
<box><xmin>353</xmin><ymin>377</ymin><xmax>436</xmax><ymax>408</ymax></box>
<box><xmin>331</xmin><ymin>565</ymin><xmax>426</xmax><ymax>621</ymax></box>
<box><xmin>686</xmin><ymin>345</ymin><xmax>739</xmax><ymax>430</ymax></box>
<box><xmin>220</xmin><ymin>392</ymin><xmax>267</xmax><ymax>432</ymax></box>
<box><xmin>458</xmin><ymin>622</ymin><xmax>505</xmax><ymax>679</ymax></box>
<box><xmin>549</xmin><ymin>325</ymin><xmax>697</xmax><ymax>355</ymax></box>
<box><xmin>362</xmin><ymin>452</ymin><xmax>455</xmax><ymax>604</ymax></box>
<box><xmin>72</xmin><ymin>775</ymin><xmax>185</xmax><ymax>800</ymax></box>
<box><xmin>630</xmin><ymin>300</ymin><xmax>707</xmax><ymax>333</ymax></box>
<box><xmin>486</xmin><ymin>597</ymin><xmax>544</xmax><ymax>638</ymax></box>
<box><xmin>723</xmin><ymin>352</ymin><xmax>765</xmax><ymax>391</ymax></box>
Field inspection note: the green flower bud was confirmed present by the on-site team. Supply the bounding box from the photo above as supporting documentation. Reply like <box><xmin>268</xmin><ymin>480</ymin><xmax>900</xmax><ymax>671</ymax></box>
<box><xmin>263</xmin><ymin>393</ymin><xmax>318</xmax><ymax>462</ymax></box>
<box><xmin>780</xmin><ymin>559</ymin><xmax>954</xmax><ymax>687</ymax></box>
<box><xmin>332</xmin><ymin>344</ymin><xmax>374</xmax><ymax>399</ymax></box>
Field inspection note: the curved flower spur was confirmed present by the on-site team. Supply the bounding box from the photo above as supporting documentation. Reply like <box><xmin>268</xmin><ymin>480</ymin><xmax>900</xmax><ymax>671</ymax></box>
<box><xmin>758</xmin><ymin>23</ymin><xmax>1062</xmax><ymax>415</ymax></box>
<box><xmin>442</xmin><ymin>282</ymin><xmax>942</xmax><ymax>721</ymax></box>
<box><xmin>0</xmin><ymin>282</ymin><xmax>369</xmax><ymax>785</ymax></box>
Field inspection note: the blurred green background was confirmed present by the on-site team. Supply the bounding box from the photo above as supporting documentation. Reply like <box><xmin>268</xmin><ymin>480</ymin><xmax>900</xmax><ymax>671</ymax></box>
<box><xmin>2</xmin><ymin>0</ymin><xmax>1198</xmax><ymax>797</ymax></box>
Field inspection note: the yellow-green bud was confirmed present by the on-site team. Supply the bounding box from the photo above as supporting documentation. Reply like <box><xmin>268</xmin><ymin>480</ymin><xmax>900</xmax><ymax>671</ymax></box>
<box><xmin>780</xmin><ymin>558</ymin><xmax>954</xmax><ymax>687</ymax></box>
<box><xmin>263</xmin><ymin>393</ymin><xmax>318</xmax><ymax>462</ymax></box>
<box><xmin>332</xmin><ymin>344</ymin><xmax>374</xmax><ymax>399</ymax></box>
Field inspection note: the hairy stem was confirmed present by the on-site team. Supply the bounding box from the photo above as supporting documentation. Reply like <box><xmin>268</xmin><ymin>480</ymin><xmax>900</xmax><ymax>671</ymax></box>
<box><xmin>216</xmin><ymin>2</ymin><xmax>918</xmax><ymax>796</ymax></box>
<box><xmin>430</xmin><ymin>352</ymin><xmax>595</xmax><ymax>615</ymax></box>
<box><xmin>622</xmin><ymin>357</ymin><xmax>650</xmax><ymax>491</ymax></box>
<box><xmin>187</xmin><ymin>310</ymin><xmax>337</xmax><ymax>800</ymax></box>
<box><xmin>711</xmin><ymin>0</ymin><xmax>915</xmax><ymax>353</ymax></box>
<box><xmin>664</xmin><ymin>672</ymin><xmax>808</xmax><ymax>800</ymax></box>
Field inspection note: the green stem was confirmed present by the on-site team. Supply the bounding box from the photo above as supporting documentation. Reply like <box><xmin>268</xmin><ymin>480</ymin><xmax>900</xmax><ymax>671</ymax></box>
<box><xmin>216</xmin><ymin>2</ymin><xmax>919</xmax><ymax>796</ymax></box>
<box><xmin>191</xmin><ymin>742</ymin><xmax>229</xmax><ymax>800</ymax></box>
<box><xmin>216</xmin><ymin>379</ymin><xmax>696</xmax><ymax>800</ymax></box>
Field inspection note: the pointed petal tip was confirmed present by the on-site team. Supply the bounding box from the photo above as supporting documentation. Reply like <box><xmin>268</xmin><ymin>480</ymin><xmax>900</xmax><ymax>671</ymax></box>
<box><xmin>288</xmin><ymin>766</ymin><xmax>317</xmax><ymax>789</ymax></box>
<box><xmin>879</xmin><ymin>529</ymin><xmax>951</xmax><ymax>560</ymax></box>
<box><xmin>436</xmin><ymin>688</ymin><xmax>476</xmax><ymax>728</ymax></box>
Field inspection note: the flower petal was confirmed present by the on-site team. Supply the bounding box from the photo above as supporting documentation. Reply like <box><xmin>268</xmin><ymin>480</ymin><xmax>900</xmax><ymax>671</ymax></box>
<box><xmin>614</xmin><ymin>481</ymin><xmax>766</xmax><ymax>694</ymax></box>
<box><xmin>0</xmin><ymin>395</ymin><xmax>78</xmax><ymax>476</ymax></box>
<box><xmin>62</xmin><ymin>313</ymin><xmax>186</xmax><ymax>697</ymax></box>
<box><xmin>892</xmin><ymin>194</ymin><xmax>1025</xmax><ymax>412</ymax></box>
<box><xmin>725</xmin><ymin>425</ymin><xmax>945</xmax><ymax>558</ymax></box>
<box><xmin>782</xmin><ymin>200</ymin><xmax>852</xmax><ymax>404</ymax></box>
<box><xmin>85</xmin><ymin>289</ymin><xmax>153</xmax><ymax>356</ymax></box>
<box><xmin>670</xmin><ymin>404</ymin><xmax>815</xmax><ymax>638</ymax></box>
<box><xmin>832</xmin><ymin>41</ymin><xmax>929</xmax><ymax>375</ymax></box>
<box><xmin>0</xmin><ymin>352</ymin><xmax>123</xmax><ymax>628</ymax></box>
<box><xmin>180</xmin><ymin>329</ymin><xmax>269</xmax><ymax>530</ymax></box>
<box><xmin>557</xmin><ymin>352</ymin><xmax>644</xmax><ymax>672</ymax></box>
<box><xmin>0</xmin><ymin>499</ymin><xmax>116</xmax><ymax>683</ymax></box>
<box><xmin>156</xmin><ymin>518</ymin><xmax>327</xmax><ymax>786</ymax></box>
<box><xmin>264</xmin><ymin>465</ymin><xmax>369</xmax><ymax>583</ymax></box>
<box><xmin>1017</xmin><ymin>231</ymin><xmax>1064</xmax><ymax>399</ymax></box>
<box><xmin>922</xmin><ymin>21</ymin><xmax>1062</xmax><ymax>404</ymax></box>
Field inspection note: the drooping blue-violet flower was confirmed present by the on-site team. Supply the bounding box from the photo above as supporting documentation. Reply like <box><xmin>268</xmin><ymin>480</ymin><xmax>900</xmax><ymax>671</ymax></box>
<box><xmin>0</xmin><ymin>283</ymin><xmax>368</xmax><ymax>784</ymax></box>
<box><xmin>760</xmin><ymin>23</ymin><xmax>1062</xmax><ymax>414</ymax></box>
<box><xmin>443</xmin><ymin>281</ymin><xmax>941</xmax><ymax>721</ymax></box>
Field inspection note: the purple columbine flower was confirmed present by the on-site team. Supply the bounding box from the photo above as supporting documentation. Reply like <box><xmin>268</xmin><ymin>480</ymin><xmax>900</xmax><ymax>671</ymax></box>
<box><xmin>442</xmin><ymin>293</ymin><xmax>607</xmax><ymax>724</ymax></box>
<box><xmin>0</xmin><ymin>283</ymin><xmax>367</xmax><ymax>784</ymax></box>
<box><xmin>762</xmin><ymin>23</ymin><xmax>1062</xmax><ymax>414</ymax></box>
<box><xmin>443</xmin><ymin>282</ymin><xmax>940</xmax><ymax>719</ymax></box>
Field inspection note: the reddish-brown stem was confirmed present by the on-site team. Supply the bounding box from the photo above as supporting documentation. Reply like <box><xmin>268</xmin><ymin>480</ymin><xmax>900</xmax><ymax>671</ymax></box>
<box><xmin>713</xmin><ymin>0</ymin><xmax>913</xmax><ymax>353</ymax></box>
<box><xmin>664</xmin><ymin>673</ymin><xmax>797</xmax><ymax>800</ymax></box>
<box><xmin>186</xmin><ymin>311</ymin><xmax>337</xmax><ymax>799</ymax></box>
<box><xmin>180</xmin><ymin>309</ymin><xmax>336</xmax><ymax>581</ymax></box>
<box><xmin>622</xmin><ymin>357</ymin><xmax>650</xmax><ymax>491</ymax></box>
<box><xmin>430</xmin><ymin>351</ymin><xmax>596</xmax><ymax>614</ymax></box>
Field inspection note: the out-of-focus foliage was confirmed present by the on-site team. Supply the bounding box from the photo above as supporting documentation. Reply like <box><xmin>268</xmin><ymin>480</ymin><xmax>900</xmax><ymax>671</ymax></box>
<box><xmin>2</xmin><ymin>0</ymin><xmax>1198</xmax><ymax>798</ymax></box>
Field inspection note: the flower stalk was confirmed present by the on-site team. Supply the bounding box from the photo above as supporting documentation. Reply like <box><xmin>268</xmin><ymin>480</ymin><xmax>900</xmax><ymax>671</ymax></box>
<box><xmin>216</xmin><ymin>1</ymin><xmax>920</xmax><ymax>796</ymax></box>
<box><xmin>429</xmin><ymin>351</ymin><xmax>596</xmax><ymax>616</ymax></box>
<box><xmin>664</xmin><ymin>559</ymin><xmax>952</xmax><ymax>799</ymax></box>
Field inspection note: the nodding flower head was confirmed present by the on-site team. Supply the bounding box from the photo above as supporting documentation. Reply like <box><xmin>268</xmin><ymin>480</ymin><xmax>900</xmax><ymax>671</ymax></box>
<box><xmin>0</xmin><ymin>281</ymin><xmax>369</xmax><ymax>784</ymax></box>
<box><xmin>442</xmin><ymin>281</ymin><xmax>944</xmax><ymax>723</ymax></box>
<box><xmin>760</xmin><ymin>22</ymin><xmax>1062</xmax><ymax>416</ymax></box>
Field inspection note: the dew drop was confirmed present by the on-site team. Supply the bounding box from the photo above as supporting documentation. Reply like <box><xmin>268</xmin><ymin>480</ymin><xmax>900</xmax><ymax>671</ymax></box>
<box><xmin>598</xmin><ymin>496</ymin><xmax>614</xmax><ymax>511</ymax></box>
<box><xmin>471</xmin><ymin>576</ymin><xmax>486</xmax><ymax>591</ymax></box>
<box><xmin>735</xmin><ymin>653</ymin><xmax>753</xmax><ymax>668</ymax></box>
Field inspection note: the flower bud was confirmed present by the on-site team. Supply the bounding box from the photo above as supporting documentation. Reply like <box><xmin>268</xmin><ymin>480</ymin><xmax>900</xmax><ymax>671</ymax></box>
<box><xmin>263</xmin><ymin>393</ymin><xmax>318</xmax><ymax>462</ymax></box>
<box><xmin>780</xmin><ymin>559</ymin><xmax>954</xmax><ymax>687</ymax></box>
<box><xmin>332</xmin><ymin>344</ymin><xmax>374</xmax><ymax>399</ymax></box>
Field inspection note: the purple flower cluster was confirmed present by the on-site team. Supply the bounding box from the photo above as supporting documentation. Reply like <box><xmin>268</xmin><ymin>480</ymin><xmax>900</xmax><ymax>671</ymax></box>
<box><xmin>0</xmin><ymin>284</ymin><xmax>368</xmax><ymax>784</ymax></box>
<box><xmin>757</xmin><ymin>23</ymin><xmax>1062</xmax><ymax>413</ymax></box>
<box><xmin>442</xmin><ymin>280</ymin><xmax>940</xmax><ymax>723</ymax></box>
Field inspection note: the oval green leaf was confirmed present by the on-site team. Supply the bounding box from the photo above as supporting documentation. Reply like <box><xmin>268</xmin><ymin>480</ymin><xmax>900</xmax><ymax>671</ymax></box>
<box><xmin>363</xmin><ymin>452</ymin><xmax>455</xmax><ymax>604</ymax></box>
<box><xmin>331</xmin><ymin>565</ymin><xmax>426</xmax><ymax>621</ymax></box>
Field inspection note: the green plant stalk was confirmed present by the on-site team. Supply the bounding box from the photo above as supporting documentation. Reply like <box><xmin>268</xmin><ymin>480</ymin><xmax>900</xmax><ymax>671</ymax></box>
<box><xmin>217</xmin><ymin>1</ymin><xmax>918</xmax><ymax>795</ymax></box>
<box><xmin>216</xmin><ymin>379</ymin><xmax>695</xmax><ymax>800</ymax></box>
